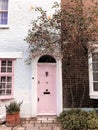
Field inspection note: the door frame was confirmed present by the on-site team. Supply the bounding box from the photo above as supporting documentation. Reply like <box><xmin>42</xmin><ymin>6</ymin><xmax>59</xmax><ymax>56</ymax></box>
<box><xmin>30</xmin><ymin>55</ymin><xmax>63</xmax><ymax>117</ymax></box>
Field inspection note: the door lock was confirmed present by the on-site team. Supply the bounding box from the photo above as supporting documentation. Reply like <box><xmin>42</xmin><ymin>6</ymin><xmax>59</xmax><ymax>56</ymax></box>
<box><xmin>38</xmin><ymin>81</ymin><xmax>40</xmax><ymax>84</ymax></box>
<box><xmin>38</xmin><ymin>98</ymin><xmax>39</xmax><ymax>102</ymax></box>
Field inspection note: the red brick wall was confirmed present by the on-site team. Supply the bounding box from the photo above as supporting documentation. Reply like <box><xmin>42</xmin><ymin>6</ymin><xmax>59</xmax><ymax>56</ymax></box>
<box><xmin>62</xmin><ymin>43</ymin><xmax>98</xmax><ymax>108</ymax></box>
<box><xmin>61</xmin><ymin>0</ymin><xmax>98</xmax><ymax>108</ymax></box>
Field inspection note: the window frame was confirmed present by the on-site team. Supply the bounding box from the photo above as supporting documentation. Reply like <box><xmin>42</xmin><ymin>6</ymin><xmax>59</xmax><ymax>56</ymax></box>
<box><xmin>89</xmin><ymin>44</ymin><xmax>98</xmax><ymax>99</ymax></box>
<box><xmin>0</xmin><ymin>0</ymin><xmax>9</xmax><ymax>28</ymax></box>
<box><xmin>0</xmin><ymin>59</ymin><xmax>15</xmax><ymax>99</ymax></box>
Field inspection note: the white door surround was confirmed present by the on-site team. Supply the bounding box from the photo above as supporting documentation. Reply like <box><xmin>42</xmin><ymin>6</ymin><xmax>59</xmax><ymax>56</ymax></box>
<box><xmin>30</xmin><ymin>55</ymin><xmax>62</xmax><ymax>117</ymax></box>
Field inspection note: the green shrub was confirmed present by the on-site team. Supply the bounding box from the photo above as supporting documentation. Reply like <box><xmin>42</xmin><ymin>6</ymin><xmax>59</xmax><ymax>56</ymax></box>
<box><xmin>57</xmin><ymin>109</ymin><xmax>87</xmax><ymax>130</ymax></box>
<box><xmin>87</xmin><ymin>110</ymin><xmax>98</xmax><ymax>129</ymax></box>
<box><xmin>58</xmin><ymin>109</ymin><xmax>98</xmax><ymax>130</ymax></box>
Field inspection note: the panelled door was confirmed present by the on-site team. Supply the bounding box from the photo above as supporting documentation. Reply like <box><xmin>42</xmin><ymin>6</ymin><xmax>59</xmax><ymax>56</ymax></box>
<box><xmin>37</xmin><ymin>63</ymin><xmax>56</xmax><ymax>115</ymax></box>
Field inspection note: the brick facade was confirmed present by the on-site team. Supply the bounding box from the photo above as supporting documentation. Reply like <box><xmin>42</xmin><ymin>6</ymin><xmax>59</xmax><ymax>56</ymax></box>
<box><xmin>62</xmin><ymin>43</ymin><xmax>98</xmax><ymax>108</ymax></box>
<box><xmin>61</xmin><ymin>0</ymin><xmax>98</xmax><ymax>108</ymax></box>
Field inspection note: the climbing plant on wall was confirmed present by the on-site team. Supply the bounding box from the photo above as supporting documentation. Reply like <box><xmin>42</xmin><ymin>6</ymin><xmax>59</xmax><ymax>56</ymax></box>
<box><xmin>25</xmin><ymin>2</ymin><xmax>61</xmax><ymax>63</ymax></box>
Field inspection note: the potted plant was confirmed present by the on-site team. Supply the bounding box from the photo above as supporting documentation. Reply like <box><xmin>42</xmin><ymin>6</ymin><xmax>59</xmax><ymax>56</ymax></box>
<box><xmin>5</xmin><ymin>101</ymin><xmax>23</xmax><ymax>127</ymax></box>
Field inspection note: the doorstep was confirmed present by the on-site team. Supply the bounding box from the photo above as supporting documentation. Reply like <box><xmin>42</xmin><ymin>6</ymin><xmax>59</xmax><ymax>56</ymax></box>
<box><xmin>37</xmin><ymin>115</ymin><xmax>57</xmax><ymax>123</ymax></box>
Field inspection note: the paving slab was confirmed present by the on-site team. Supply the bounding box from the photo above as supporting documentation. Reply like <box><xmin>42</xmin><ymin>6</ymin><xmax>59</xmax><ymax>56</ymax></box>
<box><xmin>53</xmin><ymin>126</ymin><xmax>61</xmax><ymax>130</ymax></box>
<box><xmin>26</xmin><ymin>126</ymin><xmax>39</xmax><ymax>130</ymax></box>
<box><xmin>0</xmin><ymin>118</ymin><xmax>61</xmax><ymax>130</ymax></box>
<box><xmin>34</xmin><ymin>123</ymin><xmax>43</xmax><ymax>127</ymax></box>
<box><xmin>3</xmin><ymin>128</ymin><xmax>12</xmax><ymax>130</ymax></box>
<box><xmin>22</xmin><ymin>124</ymin><xmax>34</xmax><ymax>127</ymax></box>
<box><xmin>39</xmin><ymin>126</ymin><xmax>53</xmax><ymax>130</ymax></box>
<box><xmin>13</xmin><ymin>127</ymin><xmax>26</xmax><ymax>130</ymax></box>
<box><xmin>0</xmin><ymin>125</ymin><xmax>12</xmax><ymax>130</ymax></box>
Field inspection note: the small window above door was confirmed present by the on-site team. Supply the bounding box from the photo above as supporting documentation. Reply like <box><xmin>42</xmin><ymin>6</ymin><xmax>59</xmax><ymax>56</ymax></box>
<box><xmin>38</xmin><ymin>55</ymin><xmax>56</xmax><ymax>63</ymax></box>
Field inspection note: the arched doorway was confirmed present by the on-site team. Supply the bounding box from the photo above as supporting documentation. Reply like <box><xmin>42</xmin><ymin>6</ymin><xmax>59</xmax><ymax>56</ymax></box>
<box><xmin>37</xmin><ymin>55</ymin><xmax>57</xmax><ymax>115</ymax></box>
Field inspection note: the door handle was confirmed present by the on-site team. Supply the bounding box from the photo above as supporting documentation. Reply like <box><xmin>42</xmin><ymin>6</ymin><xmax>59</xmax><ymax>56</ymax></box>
<box><xmin>38</xmin><ymin>98</ymin><xmax>39</xmax><ymax>102</ymax></box>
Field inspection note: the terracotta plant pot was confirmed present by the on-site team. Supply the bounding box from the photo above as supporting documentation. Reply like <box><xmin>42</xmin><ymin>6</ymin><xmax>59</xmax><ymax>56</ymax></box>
<box><xmin>6</xmin><ymin>112</ymin><xmax>21</xmax><ymax>127</ymax></box>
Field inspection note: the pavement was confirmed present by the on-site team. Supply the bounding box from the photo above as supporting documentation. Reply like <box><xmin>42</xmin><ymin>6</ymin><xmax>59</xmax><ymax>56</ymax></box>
<box><xmin>0</xmin><ymin>117</ymin><xmax>62</xmax><ymax>130</ymax></box>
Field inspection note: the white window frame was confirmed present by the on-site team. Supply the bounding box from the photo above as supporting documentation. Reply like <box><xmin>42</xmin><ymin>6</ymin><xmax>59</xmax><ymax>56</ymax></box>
<box><xmin>88</xmin><ymin>44</ymin><xmax>98</xmax><ymax>99</ymax></box>
<box><xmin>0</xmin><ymin>0</ymin><xmax>9</xmax><ymax>28</ymax></box>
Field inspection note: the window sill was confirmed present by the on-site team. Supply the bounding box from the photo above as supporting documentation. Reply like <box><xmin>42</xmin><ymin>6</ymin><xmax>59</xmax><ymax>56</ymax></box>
<box><xmin>0</xmin><ymin>96</ymin><xmax>14</xmax><ymax>100</ymax></box>
<box><xmin>0</xmin><ymin>25</ymin><xmax>9</xmax><ymax>29</ymax></box>
<box><xmin>90</xmin><ymin>92</ymin><xmax>98</xmax><ymax>99</ymax></box>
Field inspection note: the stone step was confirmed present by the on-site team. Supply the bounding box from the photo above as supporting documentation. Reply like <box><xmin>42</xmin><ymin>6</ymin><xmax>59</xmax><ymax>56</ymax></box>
<box><xmin>13</xmin><ymin>127</ymin><xmax>26</xmax><ymax>130</ymax></box>
<box><xmin>37</xmin><ymin>115</ymin><xmax>57</xmax><ymax>123</ymax></box>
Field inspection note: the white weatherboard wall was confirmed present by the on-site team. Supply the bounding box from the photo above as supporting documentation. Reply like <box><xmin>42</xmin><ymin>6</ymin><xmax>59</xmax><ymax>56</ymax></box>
<box><xmin>0</xmin><ymin>0</ymin><xmax>61</xmax><ymax>117</ymax></box>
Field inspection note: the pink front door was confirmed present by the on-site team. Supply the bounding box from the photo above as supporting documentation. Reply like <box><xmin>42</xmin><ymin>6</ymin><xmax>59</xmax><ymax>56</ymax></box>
<box><xmin>37</xmin><ymin>63</ymin><xmax>56</xmax><ymax>115</ymax></box>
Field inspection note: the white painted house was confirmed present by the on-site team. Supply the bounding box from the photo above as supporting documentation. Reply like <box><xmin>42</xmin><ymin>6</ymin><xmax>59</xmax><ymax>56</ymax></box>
<box><xmin>0</xmin><ymin>0</ymin><xmax>62</xmax><ymax>118</ymax></box>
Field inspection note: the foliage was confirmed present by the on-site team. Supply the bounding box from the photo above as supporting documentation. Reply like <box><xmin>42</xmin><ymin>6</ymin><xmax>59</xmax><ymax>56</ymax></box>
<box><xmin>87</xmin><ymin>110</ymin><xmax>98</xmax><ymax>129</ymax></box>
<box><xmin>25</xmin><ymin>2</ymin><xmax>61</xmax><ymax>62</ymax></box>
<box><xmin>25</xmin><ymin>0</ymin><xmax>98</xmax><ymax>60</ymax></box>
<box><xmin>58</xmin><ymin>109</ymin><xmax>98</xmax><ymax>130</ymax></box>
<box><xmin>62</xmin><ymin>0</ymin><xmax>98</xmax><ymax>46</ymax></box>
<box><xmin>5</xmin><ymin>101</ymin><xmax>23</xmax><ymax>114</ymax></box>
<box><xmin>57</xmin><ymin>109</ymin><xmax>87</xmax><ymax>130</ymax></box>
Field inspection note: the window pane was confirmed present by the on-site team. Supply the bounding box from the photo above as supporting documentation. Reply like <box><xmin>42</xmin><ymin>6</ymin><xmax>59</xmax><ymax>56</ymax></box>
<box><xmin>1</xmin><ymin>0</ymin><xmax>8</xmax><ymax>10</ymax></box>
<box><xmin>7</xmin><ymin>77</ymin><xmax>12</xmax><ymax>82</ymax></box>
<box><xmin>7</xmin><ymin>67</ymin><xmax>12</xmax><ymax>72</ymax></box>
<box><xmin>93</xmin><ymin>73</ymin><xmax>98</xmax><ymax>81</ymax></box>
<box><xmin>0</xmin><ymin>12</ymin><xmax>8</xmax><ymax>24</ymax></box>
<box><xmin>0</xmin><ymin>0</ymin><xmax>2</xmax><ymax>10</ymax></box>
<box><xmin>0</xmin><ymin>0</ymin><xmax>1</xmax><ymax>10</ymax></box>
<box><xmin>6</xmin><ymin>89</ymin><xmax>11</xmax><ymax>95</ymax></box>
<box><xmin>93</xmin><ymin>63</ymin><xmax>98</xmax><ymax>71</ymax></box>
<box><xmin>1</xmin><ymin>60</ymin><xmax>6</xmax><ymax>66</ymax></box>
<box><xmin>7</xmin><ymin>83</ymin><xmax>11</xmax><ymax>88</ymax></box>
<box><xmin>2</xmin><ymin>12</ymin><xmax>7</xmax><ymax>24</ymax></box>
<box><xmin>0</xmin><ymin>83</ymin><xmax>2</xmax><ymax>88</ymax></box>
<box><xmin>8</xmin><ymin>61</ymin><xmax>12</xmax><ymax>66</ymax></box>
<box><xmin>92</xmin><ymin>53</ymin><xmax>98</xmax><ymax>61</ymax></box>
<box><xmin>94</xmin><ymin>83</ymin><xmax>98</xmax><ymax>91</ymax></box>
<box><xmin>2</xmin><ymin>83</ymin><xmax>6</xmax><ymax>88</ymax></box>
<box><xmin>1</xmin><ymin>67</ymin><xmax>6</xmax><ymax>72</ymax></box>
<box><xmin>1</xmin><ymin>77</ymin><xmax>6</xmax><ymax>82</ymax></box>
<box><xmin>0</xmin><ymin>90</ymin><xmax>5</xmax><ymax>95</ymax></box>
<box><xmin>0</xmin><ymin>13</ymin><xmax>1</xmax><ymax>24</ymax></box>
